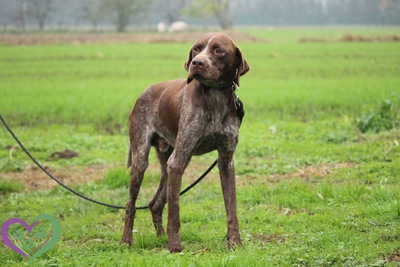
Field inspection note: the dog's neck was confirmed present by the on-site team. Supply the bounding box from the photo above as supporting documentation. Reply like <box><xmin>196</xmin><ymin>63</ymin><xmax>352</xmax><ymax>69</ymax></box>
<box><xmin>190</xmin><ymin>80</ymin><xmax>237</xmax><ymax>125</ymax></box>
<box><xmin>205</xmin><ymin>87</ymin><xmax>230</xmax><ymax>125</ymax></box>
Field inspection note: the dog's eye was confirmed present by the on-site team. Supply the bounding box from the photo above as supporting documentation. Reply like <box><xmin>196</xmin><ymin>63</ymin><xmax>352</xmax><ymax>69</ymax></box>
<box><xmin>192</xmin><ymin>46</ymin><xmax>200</xmax><ymax>53</ymax></box>
<box><xmin>214</xmin><ymin>48</ymin><xmax>224</xmax><ymax>55</ymax></box>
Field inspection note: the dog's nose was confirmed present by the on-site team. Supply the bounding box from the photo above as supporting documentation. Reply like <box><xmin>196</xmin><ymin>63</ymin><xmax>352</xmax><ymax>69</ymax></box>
<box><xmin>191</xmin><ymin>58</ymin><xmax>204</xmax><ymax>68</ymax></box>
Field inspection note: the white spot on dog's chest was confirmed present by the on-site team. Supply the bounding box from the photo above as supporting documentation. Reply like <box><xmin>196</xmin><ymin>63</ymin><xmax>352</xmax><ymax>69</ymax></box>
<box><xmin>203</xmin><ymin>90</ymin><xmax>239</xmax><ymax>140</ymax></box>
<box><xmin>205</xmin><ymin>89</ymin><xmax>228</xmax><ymax>127</ymax></box>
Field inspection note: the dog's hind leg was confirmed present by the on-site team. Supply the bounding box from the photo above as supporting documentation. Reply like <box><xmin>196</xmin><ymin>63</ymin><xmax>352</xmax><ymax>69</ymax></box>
<box><xmin>149</xmin><ymin>145</ymin><xmax>173</xmax><ymax>236</ymax></box>
<box><xmin>120</xmin><ymin>132</ymin><xmax>152</xmax><ymax>245</ymax></box>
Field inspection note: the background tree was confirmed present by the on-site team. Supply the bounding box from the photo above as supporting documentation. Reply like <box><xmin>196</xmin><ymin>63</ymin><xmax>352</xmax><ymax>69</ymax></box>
<box><xmin>27</xmin><ymin>0</ymin><xmax>52</xmax><ymax>31</ymax></box>
<box><xmin>378</xmin><ymin>0</ymin><xmax>400</xmax><ymax>24</ymax></box>
<box><xmin>156</xmin><ymin>0</ymin><xmax>187</xmax><ymax>25</ymax></box>
<box><xmin>186</xmin><ymin>0</ymin><xmax>233</xmax><ymax>29</ymax></box>
<box><xmin>81</xmin><ymin>0</ymin><xmax>105</xmax><ymax>32</ymax></box>
<box><xmin>102</xmin><ymin>0</ymin><xmax>153</xmax><ymax>32</ymax></box>
<box><xmin>1</xmin><ymin>0</ymin><xmax>400</xmax><ymax>31</ymax></box>
<box><xmin>13</xmin><ymin>0</ymin><xmax>28</xmax><ymax>30</ymax></box>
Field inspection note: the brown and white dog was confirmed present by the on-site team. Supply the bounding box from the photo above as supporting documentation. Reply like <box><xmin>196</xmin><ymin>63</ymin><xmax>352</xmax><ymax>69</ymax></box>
<box><xmin>120</xmin><ymin>32</ymin><xmax>250</xmax><ymax>252</ymax></box>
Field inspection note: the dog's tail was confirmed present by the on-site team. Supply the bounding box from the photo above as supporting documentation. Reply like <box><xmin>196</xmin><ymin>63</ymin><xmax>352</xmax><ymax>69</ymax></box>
<box><xmin>127</xmin><ymin>146</ymin><xmax>132</xmax><ymax>168</ymax></box>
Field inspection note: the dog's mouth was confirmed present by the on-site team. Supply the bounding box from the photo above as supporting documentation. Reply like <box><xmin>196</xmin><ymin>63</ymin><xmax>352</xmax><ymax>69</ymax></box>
<box><xmin>188</xmin><ymin>69</ymin><xmax>222</xmax><ymax>87</ymax></box>
<box><xmin>189</xmin><ymin>72</ymin><xmax>206</xmax><ymax>82</ymax></box>
<box><xmin>188</xmin><ymin>73</ymin><xmax>223</xmax><ymax>87</ymax></box>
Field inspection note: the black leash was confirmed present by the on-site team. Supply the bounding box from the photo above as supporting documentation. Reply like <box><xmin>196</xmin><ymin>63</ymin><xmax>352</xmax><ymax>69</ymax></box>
<box><xmin>0</xmin><ymin>114</ymin><xmax>217</xmax><ymax>210</ymax></box>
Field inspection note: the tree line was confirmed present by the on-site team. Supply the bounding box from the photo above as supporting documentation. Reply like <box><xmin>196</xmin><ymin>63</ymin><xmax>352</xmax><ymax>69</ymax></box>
<box><xmin>1</xmin><ymin>0</ymin><xmax>399</xmax><ymax>32</ymax></box>
<box><xmin>238</xmin><ymin>0</ymin><xmax>400</xmax><ymax>26</ymax></box>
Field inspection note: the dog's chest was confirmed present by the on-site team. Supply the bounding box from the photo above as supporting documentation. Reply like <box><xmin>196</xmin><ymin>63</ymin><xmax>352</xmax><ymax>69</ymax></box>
<box><xmin>204</xmin><ymin>89</ymin><xmax>229</xmax><ymax>126</ymax></box>
<box><xmin>193</xmin><ymin>90</ymin><xmax>239</xmax><ymax>154</ymax></box>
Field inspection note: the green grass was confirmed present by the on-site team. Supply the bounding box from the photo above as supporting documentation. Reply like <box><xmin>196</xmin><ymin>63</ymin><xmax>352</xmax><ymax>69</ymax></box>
<box><xmin>245</xmin><ymin>26</ymin><xmax>400</xmax><ymax>43</ymax></box>
<box><xmin>1</xmin><ymin>27</ymin><xmax>400</xmax><ymax>266</ymax></box>
<box><xmin>0</xmin><ymin>180</ymin><xmax>23</xmax><ymax>193</ymax></box>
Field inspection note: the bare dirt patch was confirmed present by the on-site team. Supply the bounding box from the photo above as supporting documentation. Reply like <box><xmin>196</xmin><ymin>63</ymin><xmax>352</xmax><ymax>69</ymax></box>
<box><xmin>251</xmin><ymin>233</ymin><xmax>286</xmax><ymax>244</ymax></box>
<box><xmin>2</xmin><ymin>164</ymin><xmax>111</xmax><ymax>191</ymax></box>
<box><xmin>273</xmin><ymin>162</ymin><xmax>355</xmax><ymax>181</ymax></box>
<box><xmin>340</xmin><ymin>34</ymin><xmax>400</xmax><ymax>42</ymax></box>
<box><xmin>0</xmin><ymin>159</ymin><xmax>212</xmax><ymax>192</ymax></box>
<box><xmin>0</xmin><ymin>31</ymin><xmax>265</xmax><ymax>46</ymax></box>
<box><xmin>2</xmin><ymin>161</ymin><xmax>355</xmax><ymax>192</ymax></box>
<box><xmin>385</xmin><ymin>250</ymin><xmax>400</xmax><ymax>263</ymax></box>
<box><xmin>239</xmin><ymin>162</ymin><xmax>356</xmax><ymax>186</ymax></box>
<box><xmin>299</xmin><ymin>34</ymin><xmax>400</xmax><ymax>43</ymax></box>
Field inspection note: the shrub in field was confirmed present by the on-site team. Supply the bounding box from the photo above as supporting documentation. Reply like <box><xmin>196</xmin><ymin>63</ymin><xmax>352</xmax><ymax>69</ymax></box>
<box><xmin>103</xmin><ymin>168</ymin><xmax>130</xmax><ymax>189</ymax></box>
<box><xmin>356</xmin><ymin>97</ymin><xmax>400</xmax><ymax>133</ymax></box>
<box><xmin>102</xmin><ymin>167</ymin><xmax>161</xmax><ymax>191</ymax></box>
<box><xmin>0</xmin><ymin>158</ymin><xmax>24</xmax><ymax>172</ymax></box>
<box><xmin>0</xmin><ymin>180</ymin><xmax>23</xmax><ymax>193</ymax></box>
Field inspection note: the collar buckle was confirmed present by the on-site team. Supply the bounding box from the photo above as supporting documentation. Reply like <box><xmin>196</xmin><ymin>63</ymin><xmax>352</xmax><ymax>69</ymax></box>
<box><xmin>231</xmin><ymin>81</ymin><xmax>239</xmax><ymax>92</ymax></box>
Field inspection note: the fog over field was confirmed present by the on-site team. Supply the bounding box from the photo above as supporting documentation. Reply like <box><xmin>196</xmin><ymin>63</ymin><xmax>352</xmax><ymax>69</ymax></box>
<box><xmin>0</xmin><ymin>0</ymin><xmax>399</xmax><ymax>32</ymax></box>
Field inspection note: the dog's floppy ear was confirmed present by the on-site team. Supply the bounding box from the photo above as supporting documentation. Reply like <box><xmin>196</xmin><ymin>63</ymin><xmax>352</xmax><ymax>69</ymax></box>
<box><xmin>184</xmin><ymin>48</ymin><xmax>194</xmax><ymax>84</ymax></box>
<box><xmin>235</xmin><ymin>47</ymin><xmax>250</xmax><ymax>77</ymax></box>
<box><xmin>234</xmin><ymin>47</ymin><xmax>250</xmax><ymax>86</ymax></box>
<box><xmin>184</xmin><ymin>48</ymin><xmax>193</xmax><ymax>72</ymax></box>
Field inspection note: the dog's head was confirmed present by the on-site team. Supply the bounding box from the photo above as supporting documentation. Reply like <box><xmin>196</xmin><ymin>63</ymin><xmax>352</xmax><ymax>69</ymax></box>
<box><xmin>184</xmin><ymin>32</ymin><xmax>250</xmax><ymax>87</ymax></box>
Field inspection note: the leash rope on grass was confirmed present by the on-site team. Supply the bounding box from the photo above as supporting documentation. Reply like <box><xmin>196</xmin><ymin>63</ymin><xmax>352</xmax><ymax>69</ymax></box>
<box><xmin>0</xmin><ymin>114</ymin><xmax>217</xmax><ymax>210</ymax></box>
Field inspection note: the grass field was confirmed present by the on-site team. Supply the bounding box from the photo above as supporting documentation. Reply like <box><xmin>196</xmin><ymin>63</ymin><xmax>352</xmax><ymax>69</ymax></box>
<box><xmin>1</xmin><ymin>27</ymin><xmax>400</xmax><ymax>266</ymax></box>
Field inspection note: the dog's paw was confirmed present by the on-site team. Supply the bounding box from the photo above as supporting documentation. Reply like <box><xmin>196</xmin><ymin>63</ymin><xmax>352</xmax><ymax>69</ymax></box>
<box><xmin>227</xmin><ymin>236</ymin><xmax>242</xmax><ymax>250</ymax></box>
<box><xmin>168</xmin><ymin>236</ymin><xmax>183</xmax><ymax>253</ymax></box>
<box><xmin>120</xmin><ymin>235</ymin><xmax>133</xmax><ymax>246</ymax></box>
<box><xmin>156</xmin><ymin>227</ymin><xmax>166</xmax><ymax>237</ymax></box>
<box><xmin>168</xmin><ymin>243</ymin><xmax>183</xmax><ymax>253</ymax></box>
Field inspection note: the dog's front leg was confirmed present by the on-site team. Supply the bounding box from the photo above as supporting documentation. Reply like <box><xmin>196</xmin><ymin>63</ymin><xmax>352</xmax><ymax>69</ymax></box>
<box><xmin>218</xmin><ymin>151</ymin><xmax>242</xmax><ymax>249</ymax></box>
<box><xmin>166</xmin><ymin>152</ymin><xmax>188</xmax><ymax>253</ymax></box>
